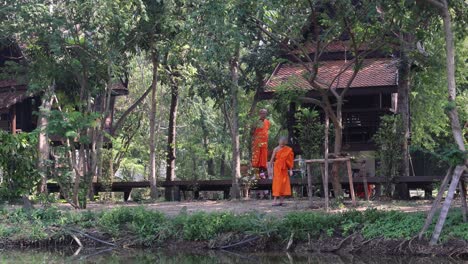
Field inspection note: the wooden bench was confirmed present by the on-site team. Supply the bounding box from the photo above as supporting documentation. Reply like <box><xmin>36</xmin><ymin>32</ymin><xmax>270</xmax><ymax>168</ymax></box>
<box><xmin>47</xmin><ymin>175</ymin><xmax>446</xmax><ymax>201</ymax></box>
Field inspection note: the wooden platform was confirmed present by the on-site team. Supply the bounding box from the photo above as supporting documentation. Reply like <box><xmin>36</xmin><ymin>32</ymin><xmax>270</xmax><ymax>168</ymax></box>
<box><xmin>47</xmin><ymin>176</ymin><xmax>446</xmax><ymax>201</ymax></box>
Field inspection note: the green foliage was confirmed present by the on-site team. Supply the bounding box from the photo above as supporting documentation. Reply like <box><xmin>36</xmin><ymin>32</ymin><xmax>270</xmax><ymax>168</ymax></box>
<box><xmin>0</xmin><ymin>207</ymin><xmax>467</xmax><ymax>246</ymax></box>
<box><xmin>373</xmin><ymin>115</ymin><xmax>404</xmax><ymax>196</ymax></box>
<box><xmin>280</xmin><ymin>212</ymin><xmax>341</xmax><ymax>239</ymax></box>
<box><xmin>47</xmin><ymin>110</ymin><xmax>100</xmax><ymax>143</ymax></box>
<box><xmin>99</xmin><ymin>206</ymin><xmax>166</xmax><ymax>245</ymax></box>
<box><xmin>362</xmin><ymin>211</ymin><xmax>424</xmax><ymax>239</ymax></box>
<box><xmin>294</xmin><ymin>108</ymin><xmax>327</xmax><ymax>159</ymax></box>
<box><xmin>0</xmin><ymin>131</ymin><xmax>39</xmax><ymax>200</ymax></box>
<box><xmin>173</xmin><ymin>212</ymin><xmax>272</xmax><ymax>240</ymax></box>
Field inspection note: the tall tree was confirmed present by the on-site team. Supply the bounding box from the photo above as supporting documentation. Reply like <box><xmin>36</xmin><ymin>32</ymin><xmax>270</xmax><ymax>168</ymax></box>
<box><xmin>131</xmin><ymin>0</ymin><xmax>176</xmax><ymax>199</ymax></box>
<box><xmin>190</xmin><ymin>0</ymin><xmax>263</xmax><ymax>198</ymax></box>
<box><xmin>148</xmin><ymin>53</ymin><xmax>159</xmax><ymax>199</ymax></box>
<box><xmin>421</xmin><ymin>0</ymin><xmax>467</xmax><ymax>245</ymax></box>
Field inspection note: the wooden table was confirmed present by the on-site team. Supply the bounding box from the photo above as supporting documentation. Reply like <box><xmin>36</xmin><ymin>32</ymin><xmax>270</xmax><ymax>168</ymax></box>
<box><xmin>305</xmin><ymin>157</ymin><xmax>356</xmax><ymax>209</ymax></box>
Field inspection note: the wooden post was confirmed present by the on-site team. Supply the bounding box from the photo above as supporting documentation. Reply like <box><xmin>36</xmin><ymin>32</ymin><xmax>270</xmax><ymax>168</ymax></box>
<box><xmin>360</xmin><ymin>162</ymin><xmax>369</xmax><ymax>201</ymax></box>
<box><xmin>307</xmin><ymin>163</ymin><xmax>313</xmax><ymax>207</ymax></box>
<box><xmin>123</xmin><ymin>191</ymin><xmax>131</xmax><ymax>202</ymax></box>
<box><xmin>319</xmin><ymin>164</ymin><xmax>325</xmax><ymax>195</ymax></box>
<box><xmin>10</xmin><ymin>106</ymin><xmax>17</xmax><ymax>134</ymax></box>
<box><xmin>346</xmin><ymin>159</ymin><xmax>356</xmax><ymax>206</ymax></box>
<box><xmin>323</xmin><ymin>113</ymin><xmax>329</xmax><ymax>211</ymax></box>
<box><xmin>363</xmin><ymin>175</ymin><xmax>369</xmax><ymax>201</ymax></box>
<box><xmin>424</xmin><ymin>186</ymin><xmax>433</xmax><ymax>199</ymax></box>
<box><xmin>396</xmin><ymin>183</ymin><xmax>410</xmax><ymax>200</ymax></box>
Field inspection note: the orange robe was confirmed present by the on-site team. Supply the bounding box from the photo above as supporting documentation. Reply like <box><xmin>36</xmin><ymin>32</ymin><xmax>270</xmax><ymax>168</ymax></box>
<box><xmin>272</xmin><ymin>146</ymin><xmax>294</xmax><ymax>197</ymax></box>
<box><xmin>252</xmin><ymin>119</ymin><xmax>270</xmax><ymax>169</ymax></box>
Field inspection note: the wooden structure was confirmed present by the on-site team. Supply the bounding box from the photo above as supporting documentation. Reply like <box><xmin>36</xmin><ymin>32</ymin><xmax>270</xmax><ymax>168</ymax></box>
<box><xmin>0</xmin><ymin>43</ymin><xmax>38</xmax><ymax>133</ymax></box>
<box><xmin>0</xmin><ymin>42</ymin><xmax>128</xmax><ymax>135</ymax></box>
<box><xmin>47</xmin><ymin>176</ymin><xmax>449</xmax><ymax>201</ymax></box>
<box><xmin>258</xmin><ymin>40</ymin><xmax>400</xmax><ymax>200</ymax></box>
<box><xmin>261</xmin><ymin>46</ymin><xmax>399</xmax><ymax>154</ymax></box>
<box><xmin>305</xmin><ymin>157</ymin><xmax>357</xmax><ymax>209</ymax></box>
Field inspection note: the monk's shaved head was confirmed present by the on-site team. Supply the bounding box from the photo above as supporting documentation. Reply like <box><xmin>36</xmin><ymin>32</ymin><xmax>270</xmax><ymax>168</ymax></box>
<box><xmin>259</xmin><ymin>108</ymin><xmax>268</xmax><ymax>119</ymax></box>
<box><xmin>279</xmin><ymin>136</ymin><xmax>288</xmax><ymax>146</ymax></box>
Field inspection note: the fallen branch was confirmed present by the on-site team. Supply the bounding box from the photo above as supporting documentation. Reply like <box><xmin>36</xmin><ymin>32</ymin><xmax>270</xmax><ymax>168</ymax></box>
<box><xmin>66</xmin><ymin>227</ymin><xmax>116</xmax><ymax>247</ymax></box>
<box><xmin>69</xmin><ymin>232</ymin><xmax>83</xmax><ymax>248</ymax></box>
<box><xmin>326</xmin><ymin>233</ymin><xmax>355</xmax><ymax>252</ymax></box>
<box><xmin>219</xmin><ymin>235</ymin><xmax>259</xmax><ymax>250</ymax></box>
<box><xmin>408</xmin><ymin>235</ymin><xmax>417</xmax><ymax>254</ymax></box>
<box><xmin>286</xmin><ymin>232</ymin><xmax>294</xmax><ymax>251</ymax></box>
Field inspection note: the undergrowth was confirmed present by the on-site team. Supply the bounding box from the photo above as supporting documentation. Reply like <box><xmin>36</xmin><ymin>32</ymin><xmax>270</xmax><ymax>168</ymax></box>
<box><xmin>0</xmin><ymin>206</ymin><xmax>467</xmax><ymax>246</ymax></box>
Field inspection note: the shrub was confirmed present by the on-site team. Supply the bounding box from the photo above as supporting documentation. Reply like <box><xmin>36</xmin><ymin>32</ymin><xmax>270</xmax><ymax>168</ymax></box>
<box><xmin>99</xmin><ymin>206</ymin><xmax>166</xmax><ymax>245</ymax></box>
<box><xmin>361</xmin><ymin>211</ymin><xmax>424</xmax><ymax>239</ymax></box>
<box><xmin>280</xmin><ymin>212</ymin><xmax>341</xmax><ymax>239</ymax></box>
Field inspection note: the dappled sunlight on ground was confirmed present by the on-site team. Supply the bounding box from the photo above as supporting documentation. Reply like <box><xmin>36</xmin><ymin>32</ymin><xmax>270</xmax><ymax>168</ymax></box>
<box><xmin>16</xmin><ymin>197</ymin><xmax>461</xmax><ymax>216</ymax></box>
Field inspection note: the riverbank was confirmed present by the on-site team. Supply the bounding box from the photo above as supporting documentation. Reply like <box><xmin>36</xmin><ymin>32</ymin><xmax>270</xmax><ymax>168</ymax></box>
<box><xmin>0</xmin><ymin>206</ymin><xmax>467</xmax><ymax>260</ymax></box>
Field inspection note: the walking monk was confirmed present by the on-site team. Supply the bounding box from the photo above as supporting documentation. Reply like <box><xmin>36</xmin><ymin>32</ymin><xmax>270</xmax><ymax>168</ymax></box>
<box><xmin>270</xmin><ymin>136</ymin><xmax>294</xmax><ymax>206</ymax></box>
<box><xmin>252</xmin><ymin>109</ymin><xmax>270</xmax><ymax>174</ymax></box>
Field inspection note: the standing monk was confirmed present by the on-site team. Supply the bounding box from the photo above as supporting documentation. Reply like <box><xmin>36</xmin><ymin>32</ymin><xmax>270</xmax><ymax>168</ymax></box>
<box><xmin>270</xmin><ymin>137</ymin><xmax>294</xmax><ymax>206</ymax></box>
<box><xmin>252</xmin><ymin>109</ymin><xmax>270</xmax><ymax>174</ymax></box>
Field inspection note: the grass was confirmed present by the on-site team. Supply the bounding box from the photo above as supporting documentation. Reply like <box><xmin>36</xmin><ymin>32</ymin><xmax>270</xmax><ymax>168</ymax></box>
<box><xmin>0</xmin><ymin>206</ymin><xmax>466</xmax><ymax>246</ymax></box>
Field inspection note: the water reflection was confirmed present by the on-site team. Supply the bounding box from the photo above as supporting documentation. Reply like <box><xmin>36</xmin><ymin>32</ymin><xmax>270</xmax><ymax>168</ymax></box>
<box><xmin>0</xmin><ymin>248</ymin><xmax>463</xmax><ymax>264</ymax></box>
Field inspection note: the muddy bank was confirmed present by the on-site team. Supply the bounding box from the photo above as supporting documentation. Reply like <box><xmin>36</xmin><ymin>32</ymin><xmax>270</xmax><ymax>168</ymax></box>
<box><xmin>1</xmin><ymin>206</ymin><xmax>467</xmax><ymax>261</ymax></box>
<box><xmin>2</xmin><ymin>231</ymin><xmax>467</xmax><ymax>261</ymax></box>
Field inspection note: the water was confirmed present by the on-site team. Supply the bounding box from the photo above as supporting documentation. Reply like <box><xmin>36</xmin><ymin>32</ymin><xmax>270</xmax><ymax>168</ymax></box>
<box><xmin>0</xmin><ymin>248</ymin><xmax>463</xmax><ymax>264</ymax></box>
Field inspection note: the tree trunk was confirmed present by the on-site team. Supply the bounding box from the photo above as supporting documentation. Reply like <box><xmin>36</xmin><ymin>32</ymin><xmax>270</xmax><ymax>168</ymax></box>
<box><xmin>220</xmin><ymin>153</ymin><xmax>226</xmax><ymax>177</ymax></box>
<box><xmin>331</xmin><ymin>102</ymin><xmax>344</xmax><ymax>197</ymax></box>
<box><xmin>166</xmin><ymin>78</ymin><xmax>179</xmax><ymax>183</ymax></box>
<box><xmin>427</xmin><ymin>0</ymin><xmax>467</xmax><ymax>244</ymax></box>
<box><xmin>458</xmin><ymin>180</ymin><xmax>467</xmax><ymax>222</ymax></box>
<box><xmin>72</xmin><ymin>77</ymin><xmax>88</xmax><ymax>208</ymax></box>
<box><xmin>165</xmin><ymin>75</ymin><xmax>179</xmax><ymax>201</ymax></box>
<box><xmin>430</xmin><ymin>165</ymin><xmax>465</xmax><ymax>244</ymax></box>
<box><xmin>397</xmin><ymin>36</ymin><xmax>412</xmax><ymax>177</ymax></box>
<box><xmin>419</xmin><ymin>167</ymin><xmax>452</xmax><ymax>239</ymax></box>
<box><xmin>229</xmin><ymin>50</ymin><xmax>241</xmax><ymax>199</ymax></box>
<box><xmin>149</xmin><ymin>52</ymin><xmax>159</xmax><ymax>200</ymax></box>
<box><xmin>323</xmin><ymin>112</ymin><xmax>330</xmax><ymax>211</ymax></box>
<box><xmin>37</xmin><ymin>83</ymin><xmax>54</xmax><ymax>195</ymax></box>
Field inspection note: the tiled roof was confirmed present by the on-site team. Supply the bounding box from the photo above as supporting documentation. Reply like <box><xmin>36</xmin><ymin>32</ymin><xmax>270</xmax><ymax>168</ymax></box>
<box><xmin>110</xmin><ymin>81</ymin><xmax>129</xmax><ymax>96</ymax></box>
<box><xmin>0</xmin><ymin>89</ymin><xmax>28</xmax><ymax>109</ymax></box>
<box><xmin>265</xmin><ymin>58</ymin><xmax>398</xmax><ymax>91</ymax></box>
<box><xmin>0</xmin><ymin>79</ymin><xmax>29</xmax><ymax>109</ymax></box>
<box><xmin>0</xmin><ymin>79</ymin><xmax>22</xmax><ymax>88</ymax></box>
<box><xmin>290</xmin><ymin>41</ymin><xmax>368</xmax><ymax>55</ymax></box>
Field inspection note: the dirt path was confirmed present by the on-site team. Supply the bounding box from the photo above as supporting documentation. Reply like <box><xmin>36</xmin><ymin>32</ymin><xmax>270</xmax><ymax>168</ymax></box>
<box><xmin>6</xmin><ymin>196</ymin><xmax>463</xmax><ymax>216</ymax></box>
<box><xmin>31</xmin><ymin>198</ymin><xmax>453</xmax><ymax>216</ymax></box>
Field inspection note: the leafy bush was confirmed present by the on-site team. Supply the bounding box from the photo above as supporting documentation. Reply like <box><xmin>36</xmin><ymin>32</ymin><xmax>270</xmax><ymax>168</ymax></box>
<box><xmin>99</xmin><ymin>206</ymin><xmax>166</xmax><ymax>245</ymax></box>
<box><xmin>294</xmin><ymin>108</ymin><xmax>327</xmax><ymax>159</ymax></box>
<box><xmin>0</xmin><ymin>207</ymin><xmax>467</xmax><ymax>246</ymax></box>
<box><xmin>31</xmin><ymin>206</ymin><xmax>62</xmax><ymax>223</ymax></box>
<box><xmin>361</xmin><ymin>211</ymin><xmax>424</xmax><ymax>239</ymax></box>
<box><xmin>280</xmin><ymin>212</ymin><xmax>341</xmax><ymax>239</ymax></box>
<box><xmin>0</xmin><ymin>131</ymin><xmax>39</xmax><ymax>200</ymax></box>
<box><xmin>373</xmin><ymin>115</ymin><xmax>404</xmax><ymax>196</ymax></box>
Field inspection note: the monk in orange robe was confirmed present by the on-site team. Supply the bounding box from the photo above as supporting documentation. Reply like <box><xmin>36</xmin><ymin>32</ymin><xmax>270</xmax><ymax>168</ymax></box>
<box><xmin>252</xmin><ymin>109</ymin><xmax>270</xmax><ymax>172</ymax></box>
<box><xmin>270</xmin><ymin>136</ymin><xmax>294</xmax><ymax>206</ymax></box>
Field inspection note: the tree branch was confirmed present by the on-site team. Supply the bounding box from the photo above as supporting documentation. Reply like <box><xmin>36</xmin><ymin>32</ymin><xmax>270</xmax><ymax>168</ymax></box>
<box><xmin>111</xmin><ymin>83</ymin><xmax>153</xmax><ymax>135</ymax></box>
<box><xmin>424</xmin><ymin>0</ymin><xmax>445</xmax><ymax>10</ymax></box>
<box><xmin>297</xmin><ymin>96</ymin><xmax>324</xmax><ymax>108</ymax></box>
